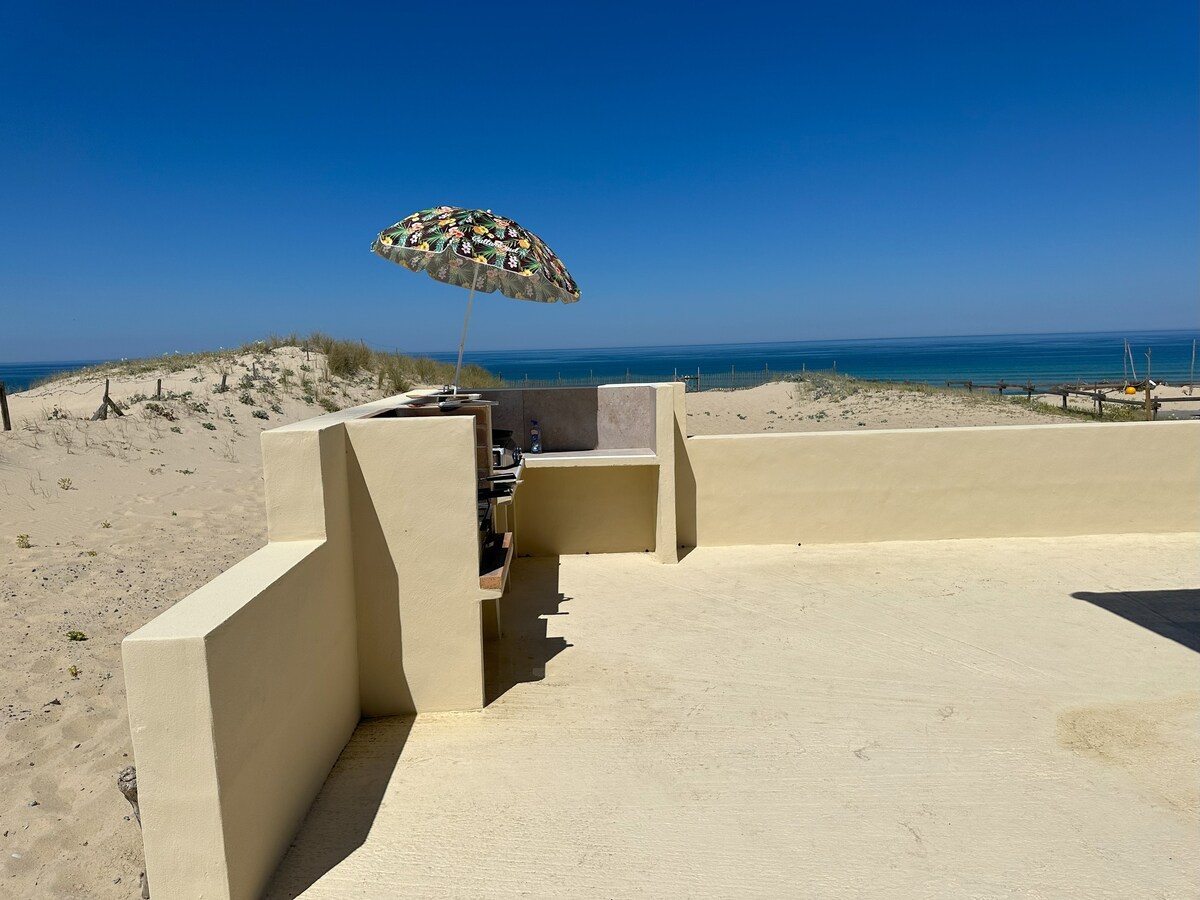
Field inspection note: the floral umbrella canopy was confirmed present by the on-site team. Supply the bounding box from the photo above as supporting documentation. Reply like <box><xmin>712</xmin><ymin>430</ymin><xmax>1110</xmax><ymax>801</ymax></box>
<box><xmin>372</xmin><ymin>206</ymin><xmax>580</xmax><ymax>392</ymax></box>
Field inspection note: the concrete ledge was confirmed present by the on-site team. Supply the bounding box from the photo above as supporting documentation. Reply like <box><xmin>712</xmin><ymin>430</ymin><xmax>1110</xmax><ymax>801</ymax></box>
<box><xmin>522</xmin><ymin>448</ymin><xmax>658</xmax><ymax>467</ymax></box>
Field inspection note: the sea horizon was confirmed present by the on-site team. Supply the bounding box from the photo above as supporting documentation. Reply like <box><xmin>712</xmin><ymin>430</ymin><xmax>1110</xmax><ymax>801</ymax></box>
<box><xmin>2</xmin><ymin>328</ymin><xmax>1197</xmax><ymax>394</ymax></box>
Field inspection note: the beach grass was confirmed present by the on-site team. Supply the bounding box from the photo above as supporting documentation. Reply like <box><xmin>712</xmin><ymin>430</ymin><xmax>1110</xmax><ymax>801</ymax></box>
<box><xmin>786</xmin><ymin>371</ymin><xmax>1144</xmax><ymax>422</ymax></box>
<box><xmin>33</xmin><ymin>333</ymin><xmax>501</xmax><ymax>392</ymax></box>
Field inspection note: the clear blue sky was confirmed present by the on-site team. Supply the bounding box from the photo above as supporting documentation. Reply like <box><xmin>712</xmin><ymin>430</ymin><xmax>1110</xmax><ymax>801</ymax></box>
<box><xmin>1</xmin><ymin>1</ymin><xmax>1196</xmax><ymax>362</ymax></box>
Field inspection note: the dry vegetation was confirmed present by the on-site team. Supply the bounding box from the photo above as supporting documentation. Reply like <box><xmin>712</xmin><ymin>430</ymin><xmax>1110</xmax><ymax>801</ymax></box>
<box><xmin>36</xmin><ymin>332</ymin><xmax>500</xmax><ymax>396</ymax></box>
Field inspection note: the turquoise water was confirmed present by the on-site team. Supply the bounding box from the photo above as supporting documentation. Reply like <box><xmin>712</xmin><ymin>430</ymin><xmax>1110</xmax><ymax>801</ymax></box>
<box><xmin>0</xmin><ymin>360</ymin><xmax>105</xmax><ymax>393</ymax></box>
<box><xmin>3</xmin><ymin>330</ymin><xmax>1196</xmax><ymax>393</ymax></box>
<box><xmin>432</xmin><ymin>329</ymin><xmax>1198</xmax><ymax>386</ymax></box>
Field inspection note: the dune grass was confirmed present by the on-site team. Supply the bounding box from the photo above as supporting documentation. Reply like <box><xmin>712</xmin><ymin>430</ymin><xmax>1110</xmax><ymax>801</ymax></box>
<box><xmin>34</xmin><ymin>333</ymin><xmax>501</xmax><ymax>392</ymax></box>
<box><xmin>786</xmin><ymin>370</ymin><xmax>1143</xmax><ymax>421</ymax></box>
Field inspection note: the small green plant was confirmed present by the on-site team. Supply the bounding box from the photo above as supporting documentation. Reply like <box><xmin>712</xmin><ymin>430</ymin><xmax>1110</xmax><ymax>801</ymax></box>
<box><xmin>238</xmin><ymin>390</ymin><xmax>254</xmax><ymax>405</ymax></box>
<box><xmin>68</xmin><ymin>665</ymin><xmax>80</xmax><ymax>679</ymax></box>
<box><xmin>251</xmin><ymin>409</ymin><xmax>269</xmax><ymax>420</ymax></box>
<box><xmin>84</xmin><ymin>549</ymin><xmax>97</xmax><ymax>557</ymax></box>
<box><xmin>100</xmin><ymin>520</ymin><xmax>111</xmax><ymax>528</ymax></box>
<box><xmin>57</xmin><ymin>477</ymin><xmax>73</xmax><ymax>491</ymax></box>
<box><xmin>144</xmin><ymin>401</ymin><xmax>177</xmax><ymax>421</ymax></box>
<box><xmin>190</xmin><ymin>400</ymin><xmax>210</xmax><ymax>414</ymax></box>
<box><xmin>66</xmin><ymin>631</ymin><xmax>88</xmax><ymax>642</ymax></box>
<box><xmin>176</xmin><ymin>468</ymin><xmax>195</xmax><ymax>475</ymax></box>
<box><xmin>46</xmin><ymin>406</ymin><xmax>69</xmax><ymax>420</ymax></box>
<box><xmin>319</xmin><ymin>397</ymin><xmax>340</xmax><ymax>413</ymax></box>
<box><xmin>170</xmin><ymin>425</ymin><xmax>182</xmax><ymax>434</ymax></box>
<box><xmin>269</xmin><ymin>401</ymin><xmax>283</xmax><ymax>414</ymax></box>
<box><xmin>202</xmin><ymin>422</ymin><xmax>216</xmax><ymax>431</ymax></box>
<box><xmin>171</xmin><ymin>510</ymin><xmax>178</xmax><ymax>516</ymax></box>
<box><xmin>15</xmin><ymin>534</ymin><xmax>31</xmax><ymax>549</ymax></box>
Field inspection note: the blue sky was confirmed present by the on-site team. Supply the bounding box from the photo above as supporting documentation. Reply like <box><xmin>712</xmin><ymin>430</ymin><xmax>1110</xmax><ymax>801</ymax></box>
<box><xmin>1</xmin><ymin>1</ymin><xmax>1196</xmax><ymax>362</ymax></box>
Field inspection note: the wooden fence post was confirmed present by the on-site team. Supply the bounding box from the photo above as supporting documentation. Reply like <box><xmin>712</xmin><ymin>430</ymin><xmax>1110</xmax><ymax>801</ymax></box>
<box><xmin>0</xmin><ymin>381</ymin><xmax>11</xmax><ymax>432</ymax></box>
<box><xmin>90</xmin><ymin>378</ymin><xmax>125</xmax><ymax>421</ymax></box>
<box><xmin>155</xmin><ymin>378</ymin><xmax>162</xmax><ymax>400</ymax></box>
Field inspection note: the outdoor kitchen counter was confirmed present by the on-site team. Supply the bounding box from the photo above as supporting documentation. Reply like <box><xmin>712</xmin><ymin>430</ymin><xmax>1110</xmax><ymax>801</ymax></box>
<box><xmin>519</xmin><ymin>448</ymin><xmax>657</xmax><ymax>468</ymax></box>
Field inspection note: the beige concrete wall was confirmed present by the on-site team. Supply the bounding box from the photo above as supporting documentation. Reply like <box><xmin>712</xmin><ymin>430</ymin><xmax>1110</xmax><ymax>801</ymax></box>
<box><xmin>679</xmin><ymin>421</ymin><xmax>1200</xmax><ymax>546</ymax></box>
<box><xmin>345</xmin><ymin>417</ymin><xmax>485</xmax><ymax>714</ymax></box>
<box><xmin>515</xmin><ymin>465</ymin><xmax>660</xmax><ymax>556</ymax></box>
<box><xmin>512</xmin><ymin>384</ymin><xmax>684</xmax><ymax>561</ymax></box>
<box><xmin>125</xmin><ymin>421</ymin><xmax>360</xmax><ymax>899</ymax></box>
<box><xmin>124</xmin><ymin>540</ymin><xmax>359</xmax><ymax>900</ymax></box>
<box><xmin>123</xmin><ymin>399</ymin><xmax>496</xmax><ymax>898</ymax></box>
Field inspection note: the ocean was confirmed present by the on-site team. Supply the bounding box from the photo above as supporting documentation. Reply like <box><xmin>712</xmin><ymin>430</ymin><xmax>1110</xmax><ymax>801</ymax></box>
<box><xmin>428</xmin><ymin>329</ymin><xmax>1198</xmax><ymax>387</ymax></box>
<box><xmin>1</xmin><ymin>331</ymin><xmax>1196</xmax><ymax>394</ymax></box>
<box><xmin>0</xmin><ymin>360</ymin><xmax>106</xmax><ymax>393</ymax></box>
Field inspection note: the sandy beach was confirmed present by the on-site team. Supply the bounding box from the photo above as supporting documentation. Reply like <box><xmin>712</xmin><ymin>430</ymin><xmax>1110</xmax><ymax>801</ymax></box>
<box><xmin>1</xmin><ymin>349</ymin><xmax>1194</xmax><ymax>896</ymax></box>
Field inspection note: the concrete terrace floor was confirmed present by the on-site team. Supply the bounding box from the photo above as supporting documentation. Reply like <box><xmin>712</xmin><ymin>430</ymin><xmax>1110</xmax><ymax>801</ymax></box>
<box><xmin>267</xmin><ymin>534</ymin><xmax>1200</xmax><ymax>899</ymax></box>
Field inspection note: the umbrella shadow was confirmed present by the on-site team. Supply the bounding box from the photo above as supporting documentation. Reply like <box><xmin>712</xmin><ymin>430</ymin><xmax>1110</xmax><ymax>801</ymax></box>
<box><xmin>1071</xmin><ymin>588</ymin><xmax>1200</xmax><ymax>653</ymax></box>
<box><xmin>485</xmin><ymin>556</ymin><xmax>573</xmax><ymax>705</ymax></box>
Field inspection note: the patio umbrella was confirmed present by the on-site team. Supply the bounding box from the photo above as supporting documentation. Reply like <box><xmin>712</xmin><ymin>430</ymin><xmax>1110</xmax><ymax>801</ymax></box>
<box><xmin>371</xmin><ymin>206</ymin><xmax>580</xmax><ymax>393</ymax></box>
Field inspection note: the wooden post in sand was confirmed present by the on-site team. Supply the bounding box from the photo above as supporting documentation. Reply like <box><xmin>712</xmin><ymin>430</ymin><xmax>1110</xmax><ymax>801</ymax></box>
<box><xmin>0</xmin><ymin>381</ymin><xmax>11</xmax><ymax>432</ymax></box>
<box><xmin>154</xmin><ymin>378</ymin><xmax>162</xmax><ymax>400</ymax></box>
<box><xmin>90</xmin><ymin>379</ymin><xmax>125</xmax><ymax>421</ymax></box>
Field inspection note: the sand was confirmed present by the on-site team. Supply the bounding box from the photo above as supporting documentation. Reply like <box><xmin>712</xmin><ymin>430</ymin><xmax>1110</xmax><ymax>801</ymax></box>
<box><xmin>1</xmin><ymin>354</ymin><xmax>1194</xmax><ymax>896</ymax></box>
<box><xmin>684</xmin><ymin>376</ymin><xmax>1197</xmax><ymax>435</ymax></box>
<box><xmin>0</xmin><ymin>347</ymin><xmax>388</xmax><ymax>897</ymax></box>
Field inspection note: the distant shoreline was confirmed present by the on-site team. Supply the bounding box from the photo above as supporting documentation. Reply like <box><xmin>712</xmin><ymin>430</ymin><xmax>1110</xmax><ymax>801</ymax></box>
<box><xmin>3</xmin><ymin>328</ymin><xmax>1196</xmax><ymax>393</ymax></box>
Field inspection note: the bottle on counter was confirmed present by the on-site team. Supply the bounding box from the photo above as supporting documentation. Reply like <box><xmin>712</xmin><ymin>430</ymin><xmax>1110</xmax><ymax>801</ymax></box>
<box><xmin>530</xmin><ymin>420</ymin><xmax>542</xmax><ymax>454</ymax></box>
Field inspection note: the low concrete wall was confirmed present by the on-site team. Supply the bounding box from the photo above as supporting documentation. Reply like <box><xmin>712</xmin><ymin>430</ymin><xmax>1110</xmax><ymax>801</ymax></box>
<box><xmin>516</xmin><ymin>465</ymin><xmax>660</xmax><ymax>556</ymax></box>
<box><xmin>511</xmin><ymin>384</ymin><xmax>682</xmax><ymax>562</ymax></box>
<box><xmin>345</xmin><ymin>417</ymin><xmax>485</xmax><ymax>714</ymax></box>
<box><xmin>125</xmin><ymin>421</ymin><xmax>359</xmax><ymax>899</ymax></box>
<box><xmin>123</xmin><ymin>540</ymin><xmax>359</xmax><ymax>900</ymax></box>
<box><xmin>123</xmin><ymin>402</ymin><xmax>492</xmax><ymax>898</ymax></box>
<box><xmin>678</xmin><ymin>421</ymin><xmax>1200</xmax><ymax>546</ymax></box>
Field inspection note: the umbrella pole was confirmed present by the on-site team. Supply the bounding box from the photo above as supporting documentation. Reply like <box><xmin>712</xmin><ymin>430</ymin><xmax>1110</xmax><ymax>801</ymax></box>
<box><xmin>453</xmin><ymin>268</ymin><xmax>480</xmax><ymax>395</ymax></box>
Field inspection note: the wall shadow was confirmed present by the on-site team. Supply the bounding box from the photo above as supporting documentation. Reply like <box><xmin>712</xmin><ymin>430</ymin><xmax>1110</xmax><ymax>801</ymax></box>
<box><xmin>486</xmin><ymin>557</ymin><xmax>572</xmax><ymax>705</ymax></box>
<box><xmin>1071</xmin><ymin>589</ymin><xmax>1200</xmax><ymax>653</ymax></box>
<box><xmin>674</xmin><ymin>418</ymin><xmax>698</xmax><ymax>552</ymax></box>
<box><xmin>264</xmin><ymin>715</ymin><xmax>414</xmax><ymax>899</ymax></box>
<box><xmin>345</xmin><ymin>440</ymin><xmax>415</xmax><ymax>715</ymax></box>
